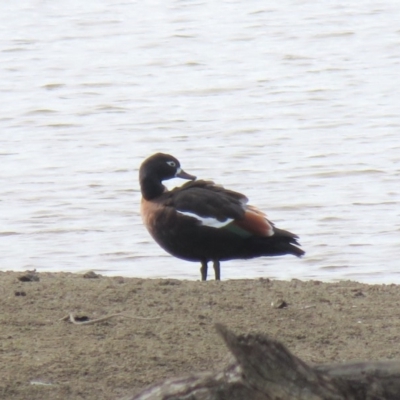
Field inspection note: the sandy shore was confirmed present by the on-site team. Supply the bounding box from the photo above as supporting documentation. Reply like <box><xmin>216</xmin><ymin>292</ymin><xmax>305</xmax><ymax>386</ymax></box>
<box><xmin>1</xmin><ymin>270</ymin><xmax>400</xmax><ymax>399</ymax></box>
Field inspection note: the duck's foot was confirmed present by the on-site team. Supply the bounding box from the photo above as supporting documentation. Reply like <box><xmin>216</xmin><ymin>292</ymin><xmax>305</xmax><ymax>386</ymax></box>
<box><xmin>213</xmin><ymin>260</ymin><xmax>220</xmax><ymax>281</ymax></box>
<box><xmin>200</xmin><ymin>260</ymin><xmax>208</xmax><ymax>281</ymax></box>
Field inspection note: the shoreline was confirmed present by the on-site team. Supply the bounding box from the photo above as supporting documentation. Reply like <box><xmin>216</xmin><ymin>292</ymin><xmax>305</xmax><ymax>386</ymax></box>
<box><xmin>1</xmin><ymin>270</ymin><xmax>399</xmax><ymax>399</ymax></box>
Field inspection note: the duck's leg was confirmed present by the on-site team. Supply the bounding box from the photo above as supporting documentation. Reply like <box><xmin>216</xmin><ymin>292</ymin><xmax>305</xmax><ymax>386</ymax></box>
<box><xmin>200</xmin><ymin>260</ymin><xmax>208</xmax><ymax>281</ymax></box>
<box><xmin>213</xmin><ymin>260</ymin><xmax>221</xmax><ymax>281</ymax></box>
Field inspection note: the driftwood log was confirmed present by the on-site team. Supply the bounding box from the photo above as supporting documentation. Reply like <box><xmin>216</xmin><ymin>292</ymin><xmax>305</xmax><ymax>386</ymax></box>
<box><xmin>130</xmin><ymin>324</ymin><xmax>400</xmax><ymax>400</ymax></box>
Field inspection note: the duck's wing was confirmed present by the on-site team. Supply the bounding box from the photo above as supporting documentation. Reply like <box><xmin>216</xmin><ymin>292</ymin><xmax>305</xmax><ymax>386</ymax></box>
<box><xmin>169</xmin><ymin>180</ymin><xmax>274</xmax><ymax>237</ymax></box>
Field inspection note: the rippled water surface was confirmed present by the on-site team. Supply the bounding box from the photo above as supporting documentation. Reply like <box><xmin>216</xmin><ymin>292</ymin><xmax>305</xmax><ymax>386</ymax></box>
<box><xmin>1</xmin><ymin>1</ymin><xmax>400</xmax><ymax>283</ymax></box>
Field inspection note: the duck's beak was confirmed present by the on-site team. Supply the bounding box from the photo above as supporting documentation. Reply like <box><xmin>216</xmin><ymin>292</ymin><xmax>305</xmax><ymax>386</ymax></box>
<box><xmin>176</xmin><ymin>168</ymin><xmax>196</xmax><ymax>180</ymax></box>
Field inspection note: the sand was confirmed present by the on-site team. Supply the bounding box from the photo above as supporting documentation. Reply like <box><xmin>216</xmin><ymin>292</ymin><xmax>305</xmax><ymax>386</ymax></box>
<box><xmin>1</xmin><ymin>270</ymin><xmax>400</xmax><ymax>400</ymax></box>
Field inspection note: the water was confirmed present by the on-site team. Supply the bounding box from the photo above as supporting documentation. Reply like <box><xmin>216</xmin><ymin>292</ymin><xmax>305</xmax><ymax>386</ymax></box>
<box><xmin>1</xmin><ymin>1</ymin><xmax>400</xmax><ymax>283</ymax></box>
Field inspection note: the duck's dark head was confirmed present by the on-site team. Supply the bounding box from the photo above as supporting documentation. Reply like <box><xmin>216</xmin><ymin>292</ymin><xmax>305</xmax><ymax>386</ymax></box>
<box><xmin>140</xmin><ymin>153</ymin><xmax>196</xmax><ymax>199</ymax></box>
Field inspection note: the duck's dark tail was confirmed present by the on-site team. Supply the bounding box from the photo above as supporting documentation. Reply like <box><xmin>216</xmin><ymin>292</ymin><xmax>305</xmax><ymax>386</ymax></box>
<box><xmin>245</xmin><ymin>227</ymin><xmax>305</xmax><ymax>258</ymax></box>
<box><xmin>272</xmin><ymin>227</ymin><xmax>305</xmax><ymax>257</ymax></box>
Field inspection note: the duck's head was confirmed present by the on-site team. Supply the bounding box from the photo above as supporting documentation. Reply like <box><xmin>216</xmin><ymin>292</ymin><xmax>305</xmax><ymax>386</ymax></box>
<box><xmin>139</xmin><ymin>153</ymin><xmax>196</xmax><ymax>183</ymax></box>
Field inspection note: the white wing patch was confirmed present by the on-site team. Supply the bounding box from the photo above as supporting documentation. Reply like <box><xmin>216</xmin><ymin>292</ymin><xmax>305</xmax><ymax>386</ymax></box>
<box><xmin>177</xmin><ymin>211</ymin><xmax>233</xmax><ymax>228</ymax></box>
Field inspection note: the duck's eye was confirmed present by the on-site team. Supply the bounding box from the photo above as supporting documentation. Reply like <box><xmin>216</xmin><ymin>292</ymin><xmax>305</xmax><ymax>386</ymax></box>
<box><xmin>166</xmin><ymin>161</ymin><xmax>176</xmax><ymax>167</ymax></box>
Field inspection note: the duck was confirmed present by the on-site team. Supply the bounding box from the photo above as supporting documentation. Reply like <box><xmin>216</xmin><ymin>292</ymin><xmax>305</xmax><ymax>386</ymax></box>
<box><xmin>139</xmin><ymin>153</ymin><xmax>305</xmax><ymax>281</ymax></box>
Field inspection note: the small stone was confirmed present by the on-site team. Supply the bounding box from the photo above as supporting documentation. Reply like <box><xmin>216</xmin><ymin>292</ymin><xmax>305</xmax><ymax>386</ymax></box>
<box><xmin>271</xmin><ymin>299</ymin><xmax>288</xmax><ymax>309</ymax></box>
<box><xmin>83</xmin><ymin>271</ymin><xmax>100</xmax><ymax>279</ymax></box>
<box><xmin>159</xmin><ymin>279</ymin><xmax>181</xmax><ymax>286</ymax></box>
<box><xmin>18</xmin><ymin>273</ymin><xmax>39</xmax><ymax>282</ymax></box>
<box><xmin>74</xmin><ymin>316</ymin><xmax>90</xmax><ymax>322</ymax></box>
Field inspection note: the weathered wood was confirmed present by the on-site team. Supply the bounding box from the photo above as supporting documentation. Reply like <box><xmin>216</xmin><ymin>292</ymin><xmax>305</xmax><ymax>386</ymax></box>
<box><xmin>129</xmin><ymin>324</ymin><xmax>400</xmax><ymax>400</ymax></box>
<box><xmin>315</xmin><ymin>361</ymin><xmax>400</xmax><ymax>399</ymax></box>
